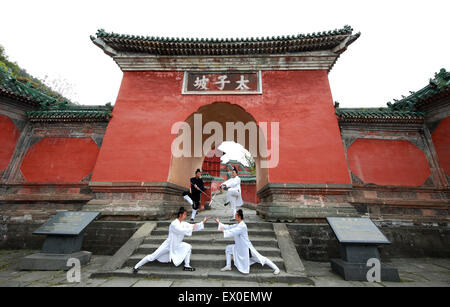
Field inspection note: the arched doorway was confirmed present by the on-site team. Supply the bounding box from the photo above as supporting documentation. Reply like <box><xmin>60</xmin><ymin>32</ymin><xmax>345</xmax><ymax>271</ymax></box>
<box><xmin>199</xmin><ymin>142</ymin><xmax>259</xmax><ymax>209</ymax></box>
<box><xmin>167</xmin><ymin>102</ymin><xmax>269</xmax><ymax>205</ymax></box>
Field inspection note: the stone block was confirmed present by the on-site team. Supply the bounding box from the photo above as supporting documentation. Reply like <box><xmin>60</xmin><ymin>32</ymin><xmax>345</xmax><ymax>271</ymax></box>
<box><xmin>20</xmin><ymin>251</ymin><xmax>92</xmax><ymax>271</ymax></box>
<box><xmin>330</xmin><ymin>259</ymin><xmax>400</xmax><ymax>282</ymax></box>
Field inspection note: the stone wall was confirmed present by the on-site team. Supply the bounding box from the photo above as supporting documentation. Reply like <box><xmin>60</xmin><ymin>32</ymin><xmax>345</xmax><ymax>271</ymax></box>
<box><xmin>3</xmin><ymin>218</ymin><xmax>447</xmax><ymax>260</ymax></box>
<box><xmin>82</xmin><ymin>221</ymin><xmax>143</xmax><ymax>255</ymax></box>
<box><xmin>0</xmin><ymin>220</ymin><xmax>142</xmax><ymax>255</ymax></box>
<box><xmin>287</xmin><ymin>222</ymin><xmax>450</xmax><ymax>262</ymax></box>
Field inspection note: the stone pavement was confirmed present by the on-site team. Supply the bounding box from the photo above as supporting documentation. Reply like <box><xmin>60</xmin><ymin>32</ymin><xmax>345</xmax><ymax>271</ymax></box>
<box><xmin>0</xmin><ymin>249</ymin><xmax>448</xmax><ymax>287</ymax></box>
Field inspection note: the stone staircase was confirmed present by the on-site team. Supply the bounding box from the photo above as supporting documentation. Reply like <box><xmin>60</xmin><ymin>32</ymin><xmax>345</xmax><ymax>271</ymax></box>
<box><xmin>92</xmin><ymin>218</ymin><xmax>313</xmax><ymax>284</ymax></box>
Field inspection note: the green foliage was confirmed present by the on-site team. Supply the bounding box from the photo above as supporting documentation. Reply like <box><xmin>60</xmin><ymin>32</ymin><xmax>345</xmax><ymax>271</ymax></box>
<box><xmin>243</xmin><ymin>153</ymin><xmax>256</xmax><ymax>175</ymax></box>
<box><xmin>0</xmin><ymin>44</ymin><xmax>72</xmax><ymax>104</ymax></box>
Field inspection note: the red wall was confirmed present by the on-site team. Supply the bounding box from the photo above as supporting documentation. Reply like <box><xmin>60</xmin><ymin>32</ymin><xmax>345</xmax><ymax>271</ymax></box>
<box><xmin>432</xmin><ymin>117</ymin><xmax>450</xmax><ymax>175</ymax></box>
<box><xmin>21</xmin><ymin>137</ymin><xmax>100</xmax><ymax>183</ymax></box>
<box><xmin>348</xmin><ymin>139</ymin><xmax>430</xmax><ymax>186</ymax></box>
<box><xmin>0</xmin><ymin>115</ymin><xmax>20</xmax><ymax>172</ymax></box>
<box><xmin>241</xmin><ymin>183</ymin><xmax>258</xmax><ymax>204</ymax></box>
<box><xmin>91</xmin><ymin>70</ymin><xmax>351</xmax><ymax>186</ymax></box>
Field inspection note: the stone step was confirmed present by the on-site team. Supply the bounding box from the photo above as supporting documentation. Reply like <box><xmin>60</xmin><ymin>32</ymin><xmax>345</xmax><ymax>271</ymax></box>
<box><xmin>91</xmin><ymin>267</ymin><xmax>314</xmax><ymax>285</ymax></box>
<box><xmin>137</xmin><ymin>244</ymin><xmax>282</xmax><ymax>257</ymax></box>
<box><xmin>151</xmin><ymin>228</ymin><xmax>276</xmax><ymax>237</ymax></box>
<box><xmin>156</xmin><ymin>221</ymin><xmax>273</xmax><ymax>229</ymax></box>
<box><xmin>126</xmin><ymin>254</ymin><xmax>285</xmax><ymax>271</ymax></box>
<box><xmin>143</xmin><ymin>236</ymin><xmax>280</xmax><ymax>247</ymax></box>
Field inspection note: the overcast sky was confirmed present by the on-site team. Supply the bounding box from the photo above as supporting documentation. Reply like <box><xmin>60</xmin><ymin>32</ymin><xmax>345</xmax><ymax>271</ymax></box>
<box><xmin>0</xmin><ymin>0</ymin><xmax>448</xmax><ymax>109</ymax></box>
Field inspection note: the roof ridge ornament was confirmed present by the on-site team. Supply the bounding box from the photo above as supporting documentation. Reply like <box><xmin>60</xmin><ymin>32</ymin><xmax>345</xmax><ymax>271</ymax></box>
<box><xmin>388</xmin><ymin>68</ymin><xmax>449</xmax><ymax>112</ymax></box>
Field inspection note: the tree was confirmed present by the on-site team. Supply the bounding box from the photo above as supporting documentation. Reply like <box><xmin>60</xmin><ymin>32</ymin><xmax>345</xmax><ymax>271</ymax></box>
<box><xmin>0</xmin><ymin>44</ymin><xmax>74</xmax><ymax>105</ymax></box>
<box><xmin>243</xmin><ymin>153</ymin><xmax>256</xmax><ymax>175</ymax></box>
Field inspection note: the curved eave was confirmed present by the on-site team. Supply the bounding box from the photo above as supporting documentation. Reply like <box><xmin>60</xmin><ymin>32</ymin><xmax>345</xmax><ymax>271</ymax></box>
<box><xmin>92</xmin><ymin>27</ymin><xmax>360</xmax><ymax>72</ymax></box>
<box><xmin>388</xmin><ymin>68</ymin><xmax>450</xmax><ymax>111</ymax></box>
<box><xmin>415</xmin><ymin>87</ymin><xmax>450</xmax><ymax>110</ymax></box>
<box><xmin>338</xmin><ymin>117</ymin><xmax>425</xmax><ymax>125</ymax></box>
<box><xmin>27</xmin><ymin>110</ymin><xmax>112</xmax><ymax>123</ymax></box>
<box><xmin>336</xmin><ymin>108</ymin><xmax>425</xmax><ymax>125</ymax></box>
<box><xmin>0</xmin><ymin>86</ymin><xmax>42</xmax><ymax>107</ymax></box>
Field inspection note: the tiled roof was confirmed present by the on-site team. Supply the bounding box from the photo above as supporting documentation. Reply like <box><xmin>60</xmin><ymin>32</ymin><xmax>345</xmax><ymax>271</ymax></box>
<box><xmin>200</xmin><ymin>172</ymin><xmax>223</xmax><ymax>182</ymax></box>
<box><xmin>1</xmin><ymin>66</ymin><xmax>113</xmax><ymax>122</ymax></box>
<box><xmin>336</xmin><ymin>68</ymin><xmax>449</xmax><ymax>123</ymax></box>
<box><xmin>222</xmin><ymin>160</ymin><xmax>256</xmax><ymax>181</ymax></box>
<box><xmin>0</xmin><ymin>66</ymin><xmax>60</xmax><ymax>107</ymax></box>
<box><xmin>337</xmin><ymin>108</ymin><xmax>424</xmax><ymax>118</ymax></box>
<box><xmin>27</xmin><ymin>105</ymin><xmax>113</xmax><ymax>122</ymax></box>
<box><xmin>336</xmin><ymin>108</ymin><xmax>424</xmax><ymax>124</ymax></box>
<box><xmin>387</xmin><ymin>68</ymin><xmax>450</xmax><ymax>111</ymax></box>
<box><xmin>91</xmin><ymin>25</ymin><xmax>360</xmax><ymax>56</ymax></box>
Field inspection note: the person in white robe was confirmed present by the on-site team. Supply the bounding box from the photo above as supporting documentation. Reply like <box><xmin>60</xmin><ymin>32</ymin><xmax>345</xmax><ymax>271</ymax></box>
<box><xmin>220</xmin><ymin>167</ymin><xmax>243</xmax><ymax>220</ymax></box>
<box><xmin>214</xmin><ymin>209</ymin><xmax>280</xmax><ymax>275</ymax></box>
<box><xmin>133</xmin><ymin>207</ymin><xmax>209</xmax><ymax>273</ymax></box>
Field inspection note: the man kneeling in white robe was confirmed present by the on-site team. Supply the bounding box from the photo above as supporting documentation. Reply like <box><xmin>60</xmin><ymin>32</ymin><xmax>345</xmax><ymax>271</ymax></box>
<box><xmin>214</xmin><ymin>209</ymin><xmax>280</xmax><ymax>275</ymax></box>
<box><xmin>133</xmin><ymin>207</ymin><xmax>209</xmax><ymax>273</ymax></box>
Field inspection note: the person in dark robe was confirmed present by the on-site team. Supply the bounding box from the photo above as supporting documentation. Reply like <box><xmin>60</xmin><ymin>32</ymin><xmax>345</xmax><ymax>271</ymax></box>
<box><xmin>182</xmin><ymin>169</ymin><xmax>206</xmax><ymax>221</ymax></box>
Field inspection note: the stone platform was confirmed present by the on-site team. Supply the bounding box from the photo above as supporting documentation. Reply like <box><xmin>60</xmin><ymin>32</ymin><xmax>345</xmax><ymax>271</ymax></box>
<box><xmin>90</xmin><ymin>200</ymin><xmax>313</xmax><ymax>285</ymax></box>
<box><xmin>0</xmin><ymin>250</ymin><xmax>449</xmax><ymax>287</ymax></box>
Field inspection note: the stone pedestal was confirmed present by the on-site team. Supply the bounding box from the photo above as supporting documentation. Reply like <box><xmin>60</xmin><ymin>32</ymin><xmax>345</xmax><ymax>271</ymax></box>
<box><xmin>327</xmin><ymin>217</ymin><xmax>400</xmax><ymax>282</ymax></box>
<box><xmin>20</xmin><ymin>251</ymin><xmax>92</xmax><ymax>271</ymax></box>
<box><xmin>330</xmin><ymin>244</ymin><xmax>400</xmax><ymax>281</ymax></box>
<box><xmin>330</xmin><ymin>258</ymin><xmax>400</xmax><ymax>282</ymax></box>
<box><xmin>20</xmin><ymin>211</ymin><xmax>100</xmax><ymax>271</ymax></box>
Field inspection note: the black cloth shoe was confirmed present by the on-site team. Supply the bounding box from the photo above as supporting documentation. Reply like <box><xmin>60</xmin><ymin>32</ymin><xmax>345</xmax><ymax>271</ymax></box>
<box><xmin>183</xmin><ymin>266</ymin><xmax>196</xmax><ymax>272</ymax></box>
<box><xmin>132</xmin><ymin>267</ymin><xmax>139</xmax><ymax>274</ymax></box>
<box><xmin>224</xmin><ymin>201</ymin><xmax>230</xmax><ymax>207</ymax></box>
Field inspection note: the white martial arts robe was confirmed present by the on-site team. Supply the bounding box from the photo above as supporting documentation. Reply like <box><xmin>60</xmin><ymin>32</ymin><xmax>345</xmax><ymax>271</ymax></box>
<box><xmin>222</xmin><ymin>176</ymin><xmax>243</xmax><ymax>217</ymax></box>
<box><xmin>135</xmin><ymin>219</ymin><xmax>204</xmax><ymax>268</ymax></box>
<box><xmin>218</xmin><ymin>221</ymin><xmax>277</xmax><ymax>274</ymax></box>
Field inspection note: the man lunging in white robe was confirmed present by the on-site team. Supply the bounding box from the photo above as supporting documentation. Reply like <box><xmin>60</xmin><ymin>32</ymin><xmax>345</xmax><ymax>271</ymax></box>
<box><xmin>133</xmin><ymin>207</ymin><xmax>209</xmax><ymax>273</ymax></box>
<box><xmin>220</xmin><ymin>167</ymin><xmax>243</xmax><ymax>221</ymax></box>
<box><xmin>214</xmin><ymin>209</ymin><xmax>280</xmax><ymax>275</ymax></box>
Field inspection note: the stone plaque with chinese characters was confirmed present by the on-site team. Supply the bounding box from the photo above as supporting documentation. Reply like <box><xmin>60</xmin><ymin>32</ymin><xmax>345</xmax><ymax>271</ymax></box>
<box><xmin>326</xmin><ymin>217</ymin><xmax>390</xmax><ymax>244</ymax></box>
<box><xmin>33</xmin><ymin>211</ymin><xmax>100</xmax><ymax>236</ymax></box>
<box><xmin>182</xmin><ymin>72</ymin><xmax>262</xmax><ymax>94</ymax></box>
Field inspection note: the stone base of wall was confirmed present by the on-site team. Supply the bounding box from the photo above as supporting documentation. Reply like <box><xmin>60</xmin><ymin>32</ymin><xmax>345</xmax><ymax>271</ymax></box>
<box><xmin>349</xmin><ymin>187</ymin><xmax>450</xmax><ymax>224</ymax></box>
<box><xmin>83</xmin><ymin>181</ymin><xmax>189</xmax><ymax>220</ymax></box>
<box><xmin>82</xmin><ymin>221</ymin><xmax>143</xmax><ymax>255</ymax></box>
<box><xmin>2</xmin><ymin>219</ymin><xmax>448</xmax><ymax>260</ymax></box>
<box><xmin>0</xmin><ymin>221</ymin><xmax>142</xmax><ymax>255</ymax></box>
<box><xmin>0</xmin><ymin>183</ymin><xmax>92</xmax><ymax>224</ymax></box>
<box><xmin>256</xmin><ymin>183</ymin><xmax>359</xmax><ymax>222</ymax></box>
<box><xmin>256</xmin><ymin>183</ymin><xmax>449</xmax><ymax>224</ymax></box>
<box><xmin>287</xmin><ymin>222</ymin><xmax>450</xmax><ymax>262</ymax></box>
